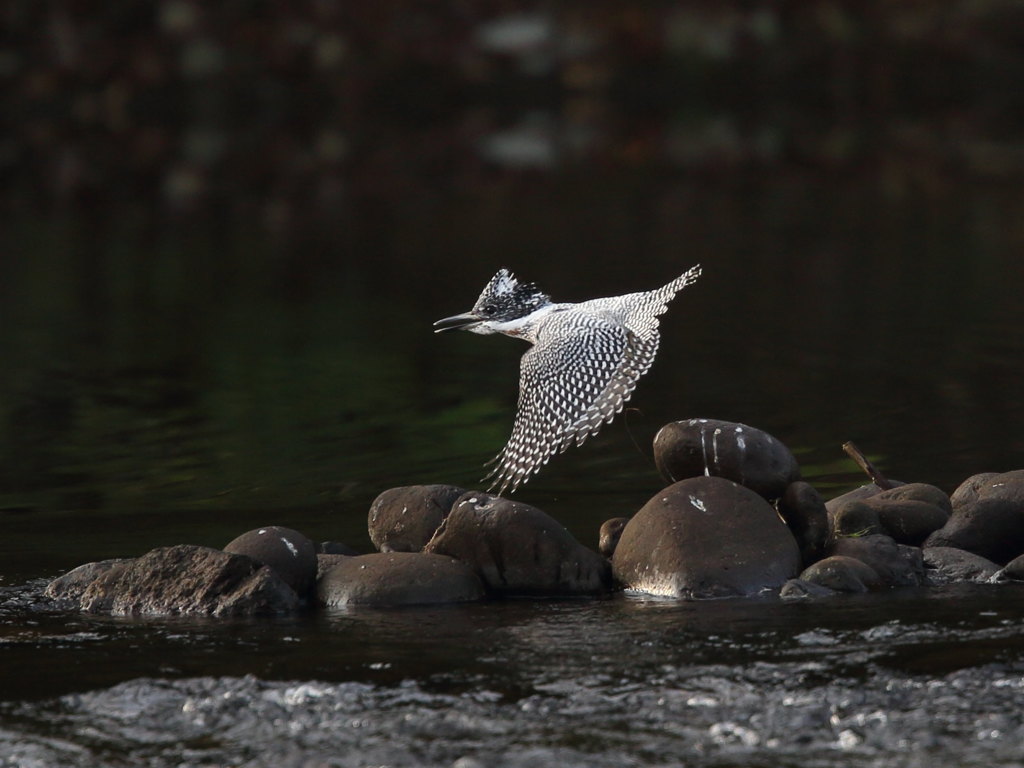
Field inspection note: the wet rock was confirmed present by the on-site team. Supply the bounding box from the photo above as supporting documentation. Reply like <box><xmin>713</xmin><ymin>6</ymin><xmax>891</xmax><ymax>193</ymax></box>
<box><xmin>860</xmin><ymin>484</ymin><xmax>951</xmax><ymax>546</ymax></box>
<box><xmin>776</xmin><ymin>481</ymin><xmax>829</xmax><ymax>566</ymax></box>
<box><xmin>611</xmin><ymin>476</ymin><xmax>801</xmax><ymax>599</ymax></box>
<box><xmin>950</xmin><ymin>472</ymin><xmax>1000</xmax><ymax>508</ymax></box>
<box><xmin>424</xmin><ymin>493</ymin><xmax>611</xmax><ymax>596</ymax></box>
<box><xmin>831</xmin><ymin>500</ymin><xmax>883</xmax><ymax>538</ymax></box>
<box><xmin>317</xmin><ymin>552</ymin><xmax>485</xmax><ymax>607</ymax></box>
<box><xmin>316</xmin><ymin>553</ymin><xmax>352</xmax><ymax>580</ymax></box>
<box><xmin>599</xmin><ymin>517</ymin><xmax>629</xmax><ymax>558</ymax></box>
<box><xmin>368</xmin><ymin>484</ymin><xmax>466</xmax><ymax>553</ymax></box>
<box><xmin>996</xmin><ymin>553</ymin><xmax>1024</xmax><ymax>581</ymax></box>
<box><xmin>44</xmin><ymin>545</ymin><xmax>300</xmax><ymax>616</ymax></box>
<box><xmin>830</xmin><ymin>534</ymin><xmax>923</xmax><ymax>586</ymax></box>
<box><xmin>824</xmin><ymin>481</ymin><xmax>906</xmax><ymax>515</ymax></box>
<box><xmin>42</xmin><ymin>558</ymin><xmax>130</xmax><ymax>603</ymax></box>
<box><xmin>924</xmin><ymin>495</ymin><xmax>1024</xmax><ymax>565</ymax></box>
<box><xmin>318</xmin><ymin>541</ymin><xmax>360</xmax><ymax>556</ymax></box>
<box><xmin>800</xmin><ymin>555</ymin><xmax>882</xmax><ymax>593</ymax></box>
<box><xmin>780</xmin><ymin>578</ymin><xmax>837</xmax><ymax>598</ymax></box>
<box><xmin>224</xmin><ymin>526</ymin><xmax>317</xmax><ymax>598</ymax></box>
<box><xmin>652</xmin><ymin>419</ymin><xmax>800</xmax><ymax>501</ymax></box>
<box><xmin>923</xmin><ymin>547</ymin><xmax>1001</xmax><ymax>584</ymax></box>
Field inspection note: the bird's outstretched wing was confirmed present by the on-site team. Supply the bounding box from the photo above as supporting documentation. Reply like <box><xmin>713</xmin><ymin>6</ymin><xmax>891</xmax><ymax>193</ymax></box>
<box><xmin>484</xmin><ymin>312</ymin><xmax>655</xmax><ymax>495</ymax></box>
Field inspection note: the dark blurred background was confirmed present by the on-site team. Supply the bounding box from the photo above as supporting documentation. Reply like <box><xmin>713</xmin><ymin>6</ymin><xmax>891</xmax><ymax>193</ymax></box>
<box><xmin>3</xmin><ymin>2</ymin><xmax>1024</xmax><ymax>560</ymax></box>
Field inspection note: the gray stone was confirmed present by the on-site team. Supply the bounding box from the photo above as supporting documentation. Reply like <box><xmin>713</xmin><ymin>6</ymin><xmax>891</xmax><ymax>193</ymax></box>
<box><xmin>317</xmin><ymin>552</ymin><xmax>485</xmax><ymax>607</ymax></box>
<box><xmin>830</xmin><ymin>534</ymin><xmax>923</xmax><ymax>586</ymax></box>
<box><xmin>830</xmin><ymin>500</ymin><xmax>883</xmax><ymax>538</ymax></box>
<box><xmin>825</xmin><ymin>481</ymin><xmax>906</xmax><ymax>515</ymax></box>
<box><xmin>924</xmin><ymin>493</ymin><xmax>1024</xmax><ymax>564</ymax></box>
<box><xmin>950</xmin><ymin>472</ymin><xmax>1000</xmax><ymax>509</ymax></box>
<box><xmin>368</xmin><ymin>484</ymin><xmax>466</xmax><ymax>553</ymax></box>
<box><xmin>224</xmin><ymin>526</ymin><xmax>317</xmax><ymax>598</ymax></box>
<box><xmin>611</xmin><ymin>476</ymin><xmax>801</xmax><ymax>599</ymax></box>
<box><xmin>652</xmin><ymin>419</ymin><xmax>800</xmax><ymax>501</ymax></box>
<box><xmin>800</xmin><ymin>555</ymin><xmax>882</xmax><ymax>593</ymax></box>
<box><xmin>923</xmin><ymin>547</ymin><xmax>1001</xmax><ymax>584</ymax></box>
<box><xmin>424</xmin><ymin>493</ymin><xmax>611</xmax><ymax>597</ymax></box>
<box><xmin>44</xmin><ymin>545</ymin><xmax>300</xmax><ymax>616</ymax></box>
<box><xmin>316</xmin><ymin>553</ymin><xmax>352</xmax><ymax>580</ymax></box>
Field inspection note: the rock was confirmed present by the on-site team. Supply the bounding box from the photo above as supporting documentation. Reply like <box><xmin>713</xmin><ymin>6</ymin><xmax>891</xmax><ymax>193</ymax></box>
<box><xmin>42</xmin><ymin>559</ymin><xmax>130</xmax><ymax>603</ymax></box>
<box><xmin>800</xmin><ymin>555</ymin><xmax>882</xmax><ymax>593</ymax></box>
<box><xmin>923</xmin><ymin>547</ymin><xmax>1001</xmax><ymax>584</ymax></box>
<box><xmin>950</xmin><ymin>472</ymin><xmax>1000</xmax><ymax>508</ymax></box>
<box><xmin>652</xmin><ymin>419</ymin><xmax>800</xmax><ymax>501</ymax></box>
<box><xmin>776</xmin><ymin>481</ymin><xmax>829</xmax><ymax>566</ymax></box>
<box><xmin>924</xmin><ymin>495</ymin><xmax>1024</xmax><ymax>564</ymax></box>
<box><xmin>44</xmin><ymin>545</ymin><xmax>300</xmax><ymax>616</ymax></box>
<box><xmin>830</xmin><ymin>534</ymin><xmax>923</xmax><ymax>586</ymax></box>
<box><xmin>830</xmin><ymin>500</ymin><xmax>883</xmax><ymax>538</ymax></box>
<box><xmin>224</xmin><ymin>526</ymin><xmax>317</xmax><ymax>598</ymax></box>
<box><xmin>825</xmin><ymin>481</ymin><xmax>905</xmax><ymax>515</ymax></box>
<box><xmin>611</xmin><ymin>476</ymin><xmax>801</xmax><ymax>599</ymax></box>
<box><xmin>318</xmin><ymin>541</ymin><xmax>360</xmax><ymax>556</ymax></box>
<box><xmin>368</xmin><ymin>484</ymin><xmax>466</xmax><ymax>553</ymax></box>
<box><xmin>316</xmin><ymin>553</ymin><xmax>352</xmax><ymax>580</ymax></box>
<box><xmin>317</xmin><ymin>552</ymin><xmax>485</xmax><ymax>607</ymax></box>
<box><xmin>860</xmin><ymin>486</ymin><xmax>950</xmax><ymax>545</ymax></box>
<box><xmin>598</xmin><ymin>517</ymin><xmax>629</xmax><ymax>558</ymax></box>
<box><xmin>780</xmin><ymin>578</ymin><xmax>837</xmax><ymax>598</ymax></box>
<box><xmin>424</xmin><ymin>493</ymin><xmax>611</xmax><ymax>597</ymax></box>
<box><xmin>996</xmin><ymin>553</ymin><xmax>1024</xmax><ymax>581</ymax></box>
<box><xmin>870</xmin><ymin>483</ymin><xmax>952</xmax><ymax>514</ymax></box>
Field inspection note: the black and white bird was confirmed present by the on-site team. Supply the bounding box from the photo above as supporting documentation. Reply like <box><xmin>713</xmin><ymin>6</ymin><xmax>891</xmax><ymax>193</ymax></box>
<box><xmin>434</xmin><ymin>265</ymin><xmax>702</xmax><ymax>495</ymax></box>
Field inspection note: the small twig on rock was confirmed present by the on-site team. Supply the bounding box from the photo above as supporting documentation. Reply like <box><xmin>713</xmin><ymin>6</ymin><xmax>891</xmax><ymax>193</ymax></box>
<box><xmin>842</xmin><ymin>441</ymin><xmax>893</xmax><ymax>490</ymax></box>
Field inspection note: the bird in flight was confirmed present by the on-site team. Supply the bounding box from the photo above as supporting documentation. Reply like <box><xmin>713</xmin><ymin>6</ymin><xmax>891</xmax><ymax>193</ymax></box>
<box><xmin>435</xmin><ymin>265</ymin><xmax>702</xmax><ymax>495</ymax></box>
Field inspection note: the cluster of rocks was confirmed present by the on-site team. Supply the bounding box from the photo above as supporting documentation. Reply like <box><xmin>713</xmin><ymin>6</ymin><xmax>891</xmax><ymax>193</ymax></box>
<box><xmin>44</xmin><ymin>418</ymin><xmax>1024</xmax><ymax>614</ymax></box>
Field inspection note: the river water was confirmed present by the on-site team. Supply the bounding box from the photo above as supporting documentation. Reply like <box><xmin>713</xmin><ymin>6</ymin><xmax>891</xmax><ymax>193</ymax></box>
<box><xmin>4</xmin><ymin>3</ymin><xmax>1024</xmax><ymax>766</ymax></box>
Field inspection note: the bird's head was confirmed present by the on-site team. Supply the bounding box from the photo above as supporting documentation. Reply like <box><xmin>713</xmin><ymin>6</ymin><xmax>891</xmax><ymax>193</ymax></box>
<box><xmin>434</xmin><ymin>268</ymin><xmax>551</xmax><ymax>335</ymax></box>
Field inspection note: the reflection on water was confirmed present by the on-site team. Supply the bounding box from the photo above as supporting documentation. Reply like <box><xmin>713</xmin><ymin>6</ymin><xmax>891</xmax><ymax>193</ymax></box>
<box><xmin>3</xmin><ymin>3</ymin><xmax>1024</xmax><ymax>766</ymax></box>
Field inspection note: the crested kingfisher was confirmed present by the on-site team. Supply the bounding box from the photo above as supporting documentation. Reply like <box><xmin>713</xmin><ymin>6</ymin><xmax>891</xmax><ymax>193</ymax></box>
<box><xmin>434</xmin><ymin>265</ymin><xmax>702</xmax><ymax>495</ymax></box>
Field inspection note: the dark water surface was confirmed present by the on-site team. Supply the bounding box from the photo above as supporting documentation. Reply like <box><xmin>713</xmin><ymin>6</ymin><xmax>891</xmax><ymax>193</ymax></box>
<box><xmin>5</xmin><ymin>3</ymin><xmax>1024</xmax><ymax>766</ymax></box>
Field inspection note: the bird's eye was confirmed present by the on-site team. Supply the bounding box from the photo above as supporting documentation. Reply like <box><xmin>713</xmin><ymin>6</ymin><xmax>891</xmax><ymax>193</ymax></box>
<box><xmin>482</xmin><ymin>304</ymin><xmax>496</xmax><ymax>315</ymax></box>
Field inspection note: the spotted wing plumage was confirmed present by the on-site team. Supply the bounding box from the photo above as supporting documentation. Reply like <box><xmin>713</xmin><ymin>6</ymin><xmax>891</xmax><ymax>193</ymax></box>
<box><xmin>485</xmin><ymin>312</ymin><xmax>646</xmax><ymax>495</ymax></box>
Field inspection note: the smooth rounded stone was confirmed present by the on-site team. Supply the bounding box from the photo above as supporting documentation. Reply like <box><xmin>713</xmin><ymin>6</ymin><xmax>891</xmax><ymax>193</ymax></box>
<box><xmin>831</xmin><ymin>500</ymin><xmax>883</xmax><ymax>538</ymax></box>
<box><xmin>424</xmin><ymin>493</ymin><xmax>611</xmax><ymax>596</ymax></box>
<box><xmin>923</xmin><ymin>546</ymin><xmax>1001</xmax><ymax>584</ymax></box>
<box><xmin>776</xmin><ymin>481</ymin><xmax>829</xmax><ymax>566</ymax></box>
<box><xmin>800</xmin><ymin>555</ymin><xmax>882</xmax><ymax>593</ymax></box>
<box><xmin>780</xmin><ymin>578</ymin><xmax>837</xmax><ymax>599</ymax></box>
<box><xmin>862</xmin><ymin>497</ymin><xmax>949</xmax><ymax>546</ymax></box>
<box><xmin>599</xmin><ymin>517</ymin><xmax>629</xmax><ymax>558</ymax></box>
<box><xmin>950</xmin><ymin>472</ymin><xmax>1001</xmax><ymax>508</ymax></box>
<box><xmin>996</xmin><ymin>553</ymin><xmax>1024</xmax><ymax>581</ymax></box>
<box><xmin>611</xmin><ymin>476</ymin><xmax>801</xmax><ymax>599</ymax></box>
<box><xmin>318</xmin><ymin>541</ymin><xmax>360</xmax><ymax>556</ymax></box>
<box><xmin>44</xmin><ymin>545</ymin><xmax>300</xmax><ymax>616</ymax></box>
<box><xmin>317</xmin><ymin>552</ymin><xmax>485</xmax><ymax>607</ymax></box>
<box><xmin>867</xmin><ymin>483</ymin><xmax>952</xmax><ymax>514</ymax></box>
<box><xmin>368</xmin><ymin>484</ymin><xmax>466</xmax><ymax>553</ymax></box>
<box><xmin>316</xmin><ymin>553</ymin><xmax>352</xmax><ymax>580</ymax></box>
<box><xmin>652</xmin><ymin>419</ymin><xmax>800</xmax><ymax>501</ymax></box>
<box><xmin>924</xmin><ymin>496</ymin><xmax>1024</xmax><ymax>564</ymax></box>
<box><xmin>224</xmin><ymin>526</ymin><xmax>317</xmax><ymax>598</ymax></box>
<box><xmin>824</xmin><ymin>480</ymin><xmax>906</xmax><ymax>515</ymax></box>
<box><xmin>829</xmin><ymin>534</ymin><xmax>923</xmax><ymax>586</ymax></box>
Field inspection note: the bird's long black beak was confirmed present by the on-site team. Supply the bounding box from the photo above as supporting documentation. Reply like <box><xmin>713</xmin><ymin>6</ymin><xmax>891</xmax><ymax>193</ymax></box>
<box><xmin>433</xmin><ymin>312</ymin><xmax>481</xmax><ymax>333</ymax></box>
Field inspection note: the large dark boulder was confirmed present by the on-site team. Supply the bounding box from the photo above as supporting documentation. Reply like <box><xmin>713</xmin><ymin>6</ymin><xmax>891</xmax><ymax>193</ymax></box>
<box><xmin>368</xmin><ymin>484</ymin><xmax>466</xmax><ymax>553</ymax></box>
<box><xmin>224</xmin><ymin>526</ymin><xmax>317</xmax><ymax>598</ymax></box>
<box><xmin>825</xmin><ymin>481</ymin><xmax>906</xmax><ymax>515</ymax></box>
<box><xmin>611</xmin><ymin>476</ymin><xmax>801</xmax><ymax>599</ymax></box>
<box><xmin>923</xmin><ymin>471</ymin><xmax>1024</xmax><ymax>564</ymax></box>
<box><xmin>317</xmin><ymin>552</ymin><xmax>485</xmax><ymax>607</ymax></box>
<box><xmin>653</xmin><ymin>419</ymin><xmax>800</xmax><ymax>501</ymax></box>
<box><xmin>424</xmin><ymin>493</ymin><xmax>611</xmax><ymax>596</ymax></box>
<box><xmin>44</xmin><ymin>545</ymin><xmax>300</xmax><ymax>616</ymax></box>
<box><xmin>799</xmin><ymin>555</ymin><xmax>882</xmax><ymax>593</ymax></box>
<box><xmin>776</xmin><ymin>481</ymin><xmax>829</xmax><ymax>566</ymax></box>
